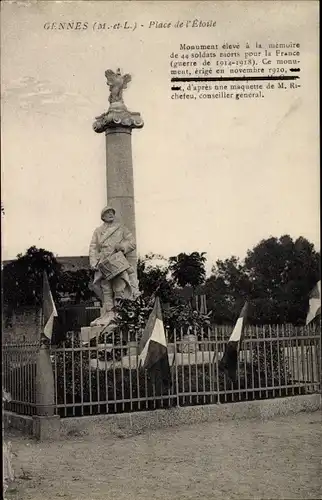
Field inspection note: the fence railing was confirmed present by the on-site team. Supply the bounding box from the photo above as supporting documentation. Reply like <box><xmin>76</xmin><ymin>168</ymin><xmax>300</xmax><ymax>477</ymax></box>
<box><xmin>3</xmin><ymin>324</ymin><xmax>320</xmax><ymax>418</ymax></box>
<box><xmin>51</xmin><ymin>323</ymin><xmax>320</xmax><ymax>417</ymax></box>
<box><xmin>3</xmin><ymin>342</ymin><xmax>39</xmax><ymax>416</ymax></box>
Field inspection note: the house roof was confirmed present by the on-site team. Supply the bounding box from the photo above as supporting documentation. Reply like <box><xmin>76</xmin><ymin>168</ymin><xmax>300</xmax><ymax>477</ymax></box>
<box><xmin>57</xmin><ymin>256</ymin><xmax>90</xmax><ymax>270</ymax></box>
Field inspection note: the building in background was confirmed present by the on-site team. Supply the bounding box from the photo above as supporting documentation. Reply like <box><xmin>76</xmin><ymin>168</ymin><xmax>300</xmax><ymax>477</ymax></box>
<box><xmin>2</xmin><ymin>256</ymin><xmax>90</xmax><ymax>272</ymax></box>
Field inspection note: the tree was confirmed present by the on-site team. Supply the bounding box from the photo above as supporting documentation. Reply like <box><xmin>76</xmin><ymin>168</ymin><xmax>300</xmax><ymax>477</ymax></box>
<box><xmin>2</xmin><ymin>246</ymin><xmax>62</xmax><ymax>308</ymax></box>
<box><xmin>169</xmin><ymin>252</ymin><xmax>207</xmax><ymax>292</ymax></box>
<box><xmin>137</xmin><ymin>254</ymin><xmax>176</xmax><ymax>304</ymax></box>
<box><xmin>245</xmin><ymin>235</ymin><xmax>320</xmax><ymax>324</ymax></box>
<box><xmin>205</xmin><ymin>256</ymin><xmax>250</xmax><ymax>323</ymax></box>
<box><xmin>205</xmin><ymin>235</ymin><xmax>320</xmax><ymax>325</ymax></box>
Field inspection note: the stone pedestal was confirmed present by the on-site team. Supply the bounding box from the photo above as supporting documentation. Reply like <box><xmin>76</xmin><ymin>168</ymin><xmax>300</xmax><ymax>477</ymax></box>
<box><xmin>81</xmin><ymin>325</ymin><xmax>104</xmax><ymax>344</ymax></box>
<box><xmin>80</xmin><ymin>324</ymin><xmax>116</xmax><ymax>344</ymax></box>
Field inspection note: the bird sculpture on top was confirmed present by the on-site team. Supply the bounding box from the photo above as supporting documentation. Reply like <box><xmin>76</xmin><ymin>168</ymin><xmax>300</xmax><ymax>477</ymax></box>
<box><xmin>105</xmin><ymin>68</ymin><xmax>132</xmax><ymax>106</ymax></box>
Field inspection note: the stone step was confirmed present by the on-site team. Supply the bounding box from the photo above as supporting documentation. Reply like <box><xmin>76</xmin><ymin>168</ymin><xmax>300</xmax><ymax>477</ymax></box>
<box><xmin>97</xmin><ymin>344</ymin><xmax>113</xmax><ymax>351</ymax></box>
<box><xmin>80</xmin><ymin>325</ymin><xmax>115</xmax><ymax>344</ymax></box>
<box><xmin>89</xmin><ymin>351</ymin><xmax>219</xmax><ymax>371</ymax></box>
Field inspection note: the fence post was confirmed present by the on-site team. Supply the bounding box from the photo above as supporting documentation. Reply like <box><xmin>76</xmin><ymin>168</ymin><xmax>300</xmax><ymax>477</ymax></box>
<box><xmin>35</xmin><ymin>337</ymin><xmax>55</xmax><ymax>416</ymax></box>
<box><xmin>173</xmin><ymin>329</ymin><xmax>180</xmax><ymax>407</ymax></box>
<box><xmin>33</xmin><ymin>335</ymin><xmax>60</xmax><ymax>440</ymax></box>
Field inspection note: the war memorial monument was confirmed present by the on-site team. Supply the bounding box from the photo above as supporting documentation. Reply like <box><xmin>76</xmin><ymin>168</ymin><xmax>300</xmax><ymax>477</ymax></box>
<box><xmin>81</xmin><ymin>69</ymin><xmax>144</xmax><ymax>342</ymax></box>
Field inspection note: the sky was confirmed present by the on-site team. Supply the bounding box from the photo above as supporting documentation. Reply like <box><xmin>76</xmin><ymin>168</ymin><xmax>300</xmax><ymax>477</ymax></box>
<box><xmin>1</xmin><ymin>1</ymin><xmax>320</xmax><ymax>272</ymax></box>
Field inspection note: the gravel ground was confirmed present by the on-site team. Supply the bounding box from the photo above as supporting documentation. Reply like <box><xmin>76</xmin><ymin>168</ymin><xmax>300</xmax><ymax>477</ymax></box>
<box><xmin>5</xmin><ymin>411</ymin><xmax>322</xmax><ymax>500</ymax></box>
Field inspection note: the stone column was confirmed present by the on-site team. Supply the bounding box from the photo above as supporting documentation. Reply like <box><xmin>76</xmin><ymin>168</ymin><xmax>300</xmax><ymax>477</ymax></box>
<box><xmin>104</xmin><ymin>127</ymin><xmax>137</xmax><ymax>271</ymax></box>
<box><xmin>93</xmin><ymin>69</ymin><xmax>144</xmax><ymax>274</ymax></box>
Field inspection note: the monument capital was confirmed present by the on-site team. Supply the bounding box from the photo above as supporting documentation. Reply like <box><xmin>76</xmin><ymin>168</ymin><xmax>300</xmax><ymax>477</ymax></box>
<box><xmin>93</xmin><ymin>108</ymin><xmax>144</xmax><ymax>133</ymax></box>
<box><xmin>93</xmin><ymin>68</ymin><xmax>144</xmax><ymax>133</ymax></box>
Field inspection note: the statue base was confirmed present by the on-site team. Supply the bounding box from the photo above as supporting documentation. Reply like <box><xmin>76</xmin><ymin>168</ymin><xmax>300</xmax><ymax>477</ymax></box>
<box><xmin>80</xmin><ymin>324</ymin><xmax>116</xmax><ymax>344</ymax></box>
<box><xmin>90</xmin><ymin>309</ymin><xmax>116</xmax><ymax>328</ymax></box>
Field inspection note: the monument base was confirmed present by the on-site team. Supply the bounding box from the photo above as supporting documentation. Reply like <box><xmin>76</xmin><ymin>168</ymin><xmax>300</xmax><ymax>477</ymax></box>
<box><xmin>80</xmin><ymin>324</ymin><xmax>116</xmax><ymax>344</ymax></box>
<box><xmin>90</xmin><ymin>309</ymin><xmax>116</xmax><ymax>328</ymax></box>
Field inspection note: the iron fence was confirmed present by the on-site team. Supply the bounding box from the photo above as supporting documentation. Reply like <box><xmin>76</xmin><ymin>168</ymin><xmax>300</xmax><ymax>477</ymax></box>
<box><xmin>2</xmin><ymin>324</ymin><xmax>320</xmax><ymax>418</ymax></box>
<box><xmin>2</xmin><ymin>342</ymin><xmax>39</xmax><ymax>416</ymax></box>
<box><xmin>49</xmin><ymin>323</ymin><xmax>320</xmax><ymax>418</ymax></box>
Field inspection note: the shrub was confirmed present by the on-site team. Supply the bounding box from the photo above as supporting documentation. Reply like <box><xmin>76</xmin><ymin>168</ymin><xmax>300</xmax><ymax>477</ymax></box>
<box><xmin>109</xmin><ymin>296</ymin><xmax>212</xmax><ymax>344</ymax></box>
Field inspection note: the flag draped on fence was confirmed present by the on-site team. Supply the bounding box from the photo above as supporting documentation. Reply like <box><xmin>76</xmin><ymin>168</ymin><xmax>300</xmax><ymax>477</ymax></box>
<box><xmin>306</xmin><ymin>280</ymin><xmax>321</xmax><ymax>326</ymax></box>
<box><xmin>42</xmin><ymin>271</ymin><xmax>58</xmax><ymax>340</ymax></box>
<box><xmin>138</xmin><ymin>297</ymin><xmax>171</xmax><ymax>389</ymax></box>
<box><xmin>219</xmin><ymin>302</ymin><xmax>248</xmax><ymax>383</ymax></box>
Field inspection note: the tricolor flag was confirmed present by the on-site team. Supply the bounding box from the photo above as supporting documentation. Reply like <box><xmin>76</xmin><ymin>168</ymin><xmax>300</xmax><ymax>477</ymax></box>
<box><xmin>138</xmin><ymin>297</ymin><xmax>171</xmax><ymax>389</ymax></box>
<box><xmin>219</xmin><ymin>302</ymin><xmax>248</xmax><ymax>383</ymax></box>
<box><xmin>42</xmin><ymin>271</ymin><xmax>58</xmax><ymax>340</ymax></box>
<box><xmin>306</xmin><ymin>280</ymin><xmax>321</xmax><ymax>326</ymax></box>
